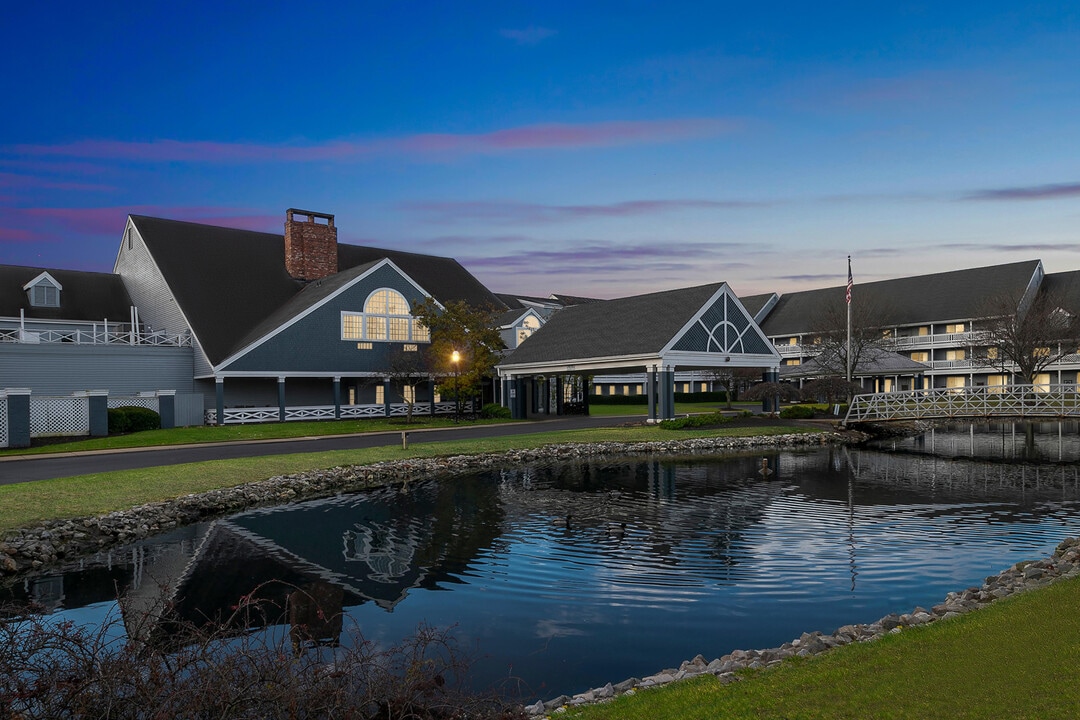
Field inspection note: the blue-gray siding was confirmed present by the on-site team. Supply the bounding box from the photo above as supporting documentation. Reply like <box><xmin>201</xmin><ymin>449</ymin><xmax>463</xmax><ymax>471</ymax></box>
<box><xmin>0</xmin><ymin>344</ymin><xmax>194</xmax><ymax>395</ymax></box>
<box><xmin>223</xmin><ymin>264</ymin><xmax>430</xmax><ymax>373</ymax></box>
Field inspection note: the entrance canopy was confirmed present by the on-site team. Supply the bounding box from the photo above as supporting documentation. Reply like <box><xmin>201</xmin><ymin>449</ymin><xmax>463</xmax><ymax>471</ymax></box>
<box><xmin>496</xmin><ymin>283</ymin><xmax>782</xmax><ymax>419</ymax></box>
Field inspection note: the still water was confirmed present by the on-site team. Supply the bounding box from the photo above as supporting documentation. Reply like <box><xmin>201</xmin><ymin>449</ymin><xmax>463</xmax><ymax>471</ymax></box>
<box><xmin>8</xmin><ymin>423</ymin><xmax>1080</xmax><ymax>700</ymax></box>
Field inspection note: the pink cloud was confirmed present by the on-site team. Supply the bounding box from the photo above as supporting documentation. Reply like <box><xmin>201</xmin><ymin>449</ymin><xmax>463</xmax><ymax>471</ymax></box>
<box><xmin>0</xmin><ymin>226</ymin><xmax>43</xmax><ymax>243</ymax></box>
<box><xmin>12</xmin><ymin>205</ymin><xmax>273</xmax><ymax>236</ymax></box>
<box><xmin>7</xmin><ymin>118</ymin><xmax>739</xmax><ymax>165</ymax></box>
<box><xmin>405</xmin><ymin>197</ymin><xmax>763</xmax><ymax>224</ymax></box>
<box><xmin>0</xmin><ymin>171</ymin><xmax>114</xmax><ymax>192</ymax></box>
<box><xmin>499</xmin><ymin>26</ymin><xmax>557</xmax><ymax>45</ymax></box>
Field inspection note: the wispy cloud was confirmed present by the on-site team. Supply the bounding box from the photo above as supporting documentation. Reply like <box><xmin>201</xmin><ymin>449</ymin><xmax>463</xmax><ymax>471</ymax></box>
<box><xmin>2</xmin><ymin>205</ymin><xmax>275</xmax><ymax>238</ymax></box>
<box><xmin>405</xmin><ymin>198</ymin><xmax>764</xmax><ymax>224</ymax></box>
<box><xmin>0</xmin><ymin>171</ymin><xmax>114</xmax><ymax>193</ymax></box>
<box><xmin>499</xmin><ymin>26</ymin><xmax>557</xmax><ymax>45</ymax></box>
<box><xmin>962</xmin><ymin>181</ymin><xmax>1080</xmax><ymax>201</ymax></box>
<box><xmin>6</xmin><ymin>118</ymin><xmax>737</xmax><ymax>165</ymax></box>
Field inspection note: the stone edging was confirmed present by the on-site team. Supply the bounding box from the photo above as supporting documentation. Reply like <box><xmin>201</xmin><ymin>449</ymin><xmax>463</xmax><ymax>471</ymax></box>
<box><xmin>0</xmin><ymin>430</ymin><xmax>856</xmax><ymax>579</ymax></box>
<box><xmin>526</xmin><ymin>536</ymin><xmax>1080</xmax><ymax>716</ymax></box>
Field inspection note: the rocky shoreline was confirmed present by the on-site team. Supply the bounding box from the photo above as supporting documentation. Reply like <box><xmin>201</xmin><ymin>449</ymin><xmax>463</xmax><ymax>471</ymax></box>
<box><xmin>0</xmin><ymin>429</ymin><xmax>854</xmax><ymax>579</ymax></box>
<box><xmin>527</xmin><ymin>537</ymin><xmax>1080</xmax><ymax>716</ymax></box>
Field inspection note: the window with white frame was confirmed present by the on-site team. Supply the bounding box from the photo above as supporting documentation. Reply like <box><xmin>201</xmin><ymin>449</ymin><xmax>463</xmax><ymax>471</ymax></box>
<box><xmin>24</xmin><ymin>273</ymin><xmax>62</xmax><ymax>308</ymax></box>
<box><xmin>341</xmin><ymin>288</ymin><xmax>430</xmax><ymax>343</ymax></box>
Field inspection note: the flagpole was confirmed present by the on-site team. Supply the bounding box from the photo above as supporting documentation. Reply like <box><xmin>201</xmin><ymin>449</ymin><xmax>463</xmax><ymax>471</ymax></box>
<box><xmin>846</xmin><ymin>255</ymin><xmax>852</xmax><ymax>384</ymax></box>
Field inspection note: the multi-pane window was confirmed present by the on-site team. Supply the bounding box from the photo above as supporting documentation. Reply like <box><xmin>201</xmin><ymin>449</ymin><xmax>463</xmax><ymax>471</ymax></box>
<box><xmin>341</xmin><ymin>288</ymin><xmax>430</xmax><ymax>343</ymax></box>
<box><xmin>945</xmin><ymin>323</ymin><xmax>965</xmax><ymax>333</ymax></box>
<box><xmin>30</xmin><ymin>284</ymin><xmax>60</xmax><ymax>307</ymax></box>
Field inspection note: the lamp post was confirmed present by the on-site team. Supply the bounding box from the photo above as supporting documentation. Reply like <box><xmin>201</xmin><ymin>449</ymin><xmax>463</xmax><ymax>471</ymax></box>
<box><xmin>451</xmin><ymin>349</ymin><xmax>461</xmax><ymax>422</ymax></box>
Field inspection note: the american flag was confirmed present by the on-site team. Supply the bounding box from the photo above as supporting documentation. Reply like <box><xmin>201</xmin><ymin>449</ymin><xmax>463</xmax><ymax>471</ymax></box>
<box><xmin>846</xmin><ymin>256</ymin><xmax>853</xmax><ymax>305</ymax></box>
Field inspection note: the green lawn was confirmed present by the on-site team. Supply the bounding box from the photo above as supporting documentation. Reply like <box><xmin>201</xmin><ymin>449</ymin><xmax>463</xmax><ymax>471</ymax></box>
<box><xmin>587</xmin><ymin>402</ymin><xmax>760</xmax><ymax>416</ymax></box>
<box><xmin>0</xmin><ymin>416</ymin><xmax>512</xmax><ymax>456</ymax></box>
<box><xmin>566</xmin><ymin>574</ymin><xmax>1080</xmax><ymax>719</ymax></box>
<box><xmin>0</xmin><ymin>424</ymin><xmax>816</xmax><ymax>533</ymax></box>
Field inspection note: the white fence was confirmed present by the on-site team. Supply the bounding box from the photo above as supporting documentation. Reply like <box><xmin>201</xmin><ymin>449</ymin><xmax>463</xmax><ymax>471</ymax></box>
<box><xmin>30</xmin><ymin>396</ymin><xmax>90</xmax><ymax>438</ymax></box>
<box><xmin>0</xmin><ymin>327</ymin><xmax>192</xmax><ymax>347</ymax></box>
<box><xmin>109</xmin><ymin>395</ymin><xmax>160</xmax><ymax>412</ymax></box>
<box><xmin>205</xmin><ymin>401</ymin><xmax>473</xmax><ymax>425</ymax></box>
<box><xmin>844</xmin><ymin>384</ymin><xmax>1080</xmax><ymax>425</ymax></box>
<box><xmin>0</xmin><ymin>396</ymin><xmax>7</xmax><ymax>448</ymax></box>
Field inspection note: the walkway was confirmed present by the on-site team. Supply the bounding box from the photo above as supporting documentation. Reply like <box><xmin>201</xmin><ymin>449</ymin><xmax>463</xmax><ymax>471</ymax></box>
<box><xmin>844</xmin><ymin>384</ymin><xmax>1080</xmax><ymax>426</ymax></box>
<box><xmin>0</xmin><ymin>415</ymin><xmax>643</xmax><ymax>486</ymax></box>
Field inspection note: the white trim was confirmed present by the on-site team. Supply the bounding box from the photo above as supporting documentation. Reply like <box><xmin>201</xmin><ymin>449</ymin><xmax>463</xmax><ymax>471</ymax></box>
<box><xmin>199</xmin><ymin>370</ymin><xmax>396</xmax><ymax>379</ymax></box>
<box><xmin>660</xmin><ymin>284</ymin><xmax>781</xmax><ymax>361</ymax></box>
<box><xmin>498</xmin><ymin>307</ymin><xmax>544</xmax><ymax>329</ymax></box>
<box><xmin>117</xmin><ymin>217</ymin><xmax>216</xmax><ymax>372</ymax></box>
<box><xmin>216</xmin><ymin>258</ymin><xmax>438</xmax><ymax>371</ymax></box>
<box><xmin>21</xmin><ymin>271</ymin><xmax>63</xmax><ymax>292</ymax></box>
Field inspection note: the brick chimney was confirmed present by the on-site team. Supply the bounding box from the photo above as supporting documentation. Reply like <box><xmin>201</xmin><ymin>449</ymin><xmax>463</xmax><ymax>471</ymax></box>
<box><xmin>284</xmin><ymin>209</ymin><xmax>338</xmax><ymax>281</ymax></box>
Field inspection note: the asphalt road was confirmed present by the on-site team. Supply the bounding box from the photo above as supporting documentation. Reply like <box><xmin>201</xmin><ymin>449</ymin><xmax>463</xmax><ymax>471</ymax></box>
<box><xmin>0</xmin><ymin>415</ymin><xmax>643</xmax><ymax>485</ymax></box>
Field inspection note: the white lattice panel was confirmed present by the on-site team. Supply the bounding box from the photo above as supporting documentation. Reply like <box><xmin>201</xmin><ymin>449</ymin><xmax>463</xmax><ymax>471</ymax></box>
<box><xmin>30</xmin><ymin>396</ymin><xmax>89</xmax><ymax>437</ymax></box>
<box><xmin>0</xmin><ymin>398</ymin><xmax>7</xmax><ymax>448</ymax></box>
<box><xmin>220</xmin><ymin>407</ymin><xmax>280</xmax><ymax>424</ymax></box>
<box><xmin>109</xmin><ymin>396</ymin><xmax>160</xmax><ymax>412</ymax></box>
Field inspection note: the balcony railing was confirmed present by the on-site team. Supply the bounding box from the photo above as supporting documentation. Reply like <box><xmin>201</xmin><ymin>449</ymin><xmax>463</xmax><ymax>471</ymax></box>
<box><xmin>205</xmin><ymin>401</ymin><xmax>471</xmax><ymax>425</ymax></box>
<box><xmin>0</xmin><ymin>327</ymin><xmax>192</xmax><ymax>347</ymax></box>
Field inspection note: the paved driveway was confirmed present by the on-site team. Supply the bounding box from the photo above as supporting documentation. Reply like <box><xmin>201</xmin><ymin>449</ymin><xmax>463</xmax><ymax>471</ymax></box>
<box><xmin>0</xmin><ymin>415</ymin><xmax>644</xmax><ymax>485</ymax></box>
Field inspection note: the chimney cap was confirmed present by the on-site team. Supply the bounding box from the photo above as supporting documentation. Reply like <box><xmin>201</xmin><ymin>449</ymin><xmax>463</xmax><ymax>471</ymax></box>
<box><xmin>286</xmin><ymin>208</ymin><xmax>335</xmax><ymax>224</ymax></box>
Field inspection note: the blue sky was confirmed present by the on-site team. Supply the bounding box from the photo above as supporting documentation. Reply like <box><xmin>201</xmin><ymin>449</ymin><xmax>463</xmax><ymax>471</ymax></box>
<box><xmin>2</xmin><ymin>1</ymin><xmax>1079</xmax><ymax>298</ymax></box>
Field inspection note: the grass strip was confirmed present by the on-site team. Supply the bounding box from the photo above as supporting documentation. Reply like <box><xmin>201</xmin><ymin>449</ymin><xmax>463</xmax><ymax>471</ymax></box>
<box><xmin>565</xmin><ymin>574</ymin><xmax>1080</xmax><ymax>720</ymax></box>
<box><xmin>0</xmin><ymin>417</ymin><xmax>515</xmax><ymax>456</ymax></box>
<box><xmin>0</xmin><ymin>425</ymin><xmax>814</xmax><ymax>533</ymax></box>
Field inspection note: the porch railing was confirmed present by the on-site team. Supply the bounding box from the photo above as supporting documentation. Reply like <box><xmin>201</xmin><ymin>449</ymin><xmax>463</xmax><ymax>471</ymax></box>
<box><xmin>844</xmin><ymin>384</ymin><xmax>1080</xmax><ymax>425</ymax></box>
<box><xmin>205</xmin><ymin>401</ymin><xmax>473</xmax><ymax>425</ymax></box>
<box><xmin>0</xmin><ymin>327</ymin><xmax>192</xmax><ymax>347</ymax></box>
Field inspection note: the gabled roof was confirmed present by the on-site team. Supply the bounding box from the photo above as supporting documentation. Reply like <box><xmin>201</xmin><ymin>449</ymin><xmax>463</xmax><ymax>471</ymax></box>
<box><xmin>1040</xmin><ymin>270</ymin><xmax>1080</xmax><ymax>313</ymax></box>
<box><xmin>549</xmin><ymin>293</ymin><xmax>604</xmax><ymax>306</ymax></box>
<box><xmin>495</xmin><ymin>306</ymin><xmax>541</xmax><ymax>328</ymax></box>
<box><xmin>760</xmin><ymin>260</ymin><xmax>1043</xmax><ymax>336</ymax></box>
<box><xmin>738</xmin><ymin>292</ymin><xmax>778</xmax><ymax>323</ymax></box>
<box><xmin>781</xmin><ymin>347</ymin><xmax>929</xmax><ymax>379</ymax></box>
<box><xmin>502</xmin><ymin>283</ymin><xmax>726</xmax><ymax>365</ymax></box>
<box><xmin>0</xmin><ymin>264</ymin><xmax>132</xmax><ymax>322</ymax></box>
<box><xmin>129</xmin><ymin>215</ymin><xmax>505</xmax><ymax>365</ymax></box>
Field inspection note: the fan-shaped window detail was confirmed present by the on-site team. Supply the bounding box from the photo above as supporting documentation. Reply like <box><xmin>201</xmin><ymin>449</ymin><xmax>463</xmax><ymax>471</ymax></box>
<box><xmin>341</xmin><ymin>288</ymin><xmax>429</xmax><ymax>342</ymax></box>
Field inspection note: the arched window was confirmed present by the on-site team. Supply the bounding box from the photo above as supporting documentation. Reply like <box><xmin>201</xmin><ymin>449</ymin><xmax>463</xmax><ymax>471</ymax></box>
<box><xmin>341</xmin><ymin>288</ymin><xmax>430</xmax><ymax>342</ymax></box>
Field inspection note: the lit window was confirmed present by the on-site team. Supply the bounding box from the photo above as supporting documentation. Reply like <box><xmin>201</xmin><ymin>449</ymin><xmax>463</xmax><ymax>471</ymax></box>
<box><xmin>946</xmin><ymin>323</ymin><xmax>965</xmax><ymax>333</ymax></box>
<box><xmin>402</xmin><ymin>386</ymin><xmax>415</xmax><ymax>403</ymax></box>
<box><xmin>342</xmin><ymin>314</ymin><xmax>363</xmax><ymax>340</ymax></box>
<box><xmin>785</xmin><ymin>358</ymin><xmax>801</xmax><ymax>366</ymax></box>
<box><xmin>375</xmin><ymin>385</ymin><xmax>385</xmax><ymax>404</ymax></box>
<box><xmin>910</xmin><ymin>351</ymin><xmax>929</xmax><ymax>362</ymax></box>
<box><xmin>946</xmin><ymin>349</ymin><xmax>966</xmax><ymax>361</ymax></box>
<box><xmin>917</xmin><ymin>326</ymin><xmax>929</xmax><ymax>336</ymax></box>
<box><xmin>788</xmin><ymin>337</ymin><xmax>798</xmax><ymax>345</ymax></box>
<box><xmin>341</xmin><ymin>288</ymin><xmax>428</xmax><ymax>343</ymax></box>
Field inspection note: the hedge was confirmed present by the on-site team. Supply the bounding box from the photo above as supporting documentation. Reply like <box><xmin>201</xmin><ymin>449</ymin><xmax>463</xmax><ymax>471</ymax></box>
<box><xmin>108</xmin><ymin>406</ymin><xmax>162</xmax><ymax>434</ymax></box>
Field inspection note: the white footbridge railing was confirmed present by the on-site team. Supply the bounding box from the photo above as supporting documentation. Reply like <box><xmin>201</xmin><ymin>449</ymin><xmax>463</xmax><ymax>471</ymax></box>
<box><xmin>844</xmin><ymin>384</ymin><xmax>1080</xmax><ymax>426</ymax></box>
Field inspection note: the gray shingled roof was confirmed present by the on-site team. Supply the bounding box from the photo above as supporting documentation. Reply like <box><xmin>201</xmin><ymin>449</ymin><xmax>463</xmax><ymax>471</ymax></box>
<box><xmin>738</xmin><ymin>293</ymin><xmax>776</xmax><ymax>322</ymax></box>
<box><xmin>1041</xmin><ymin>270</ymin><xmax>1080</xmax><ymax>313</ymax></box>
<box><xmin>501</xmin><ymin>283</ymin><xmax>725</xmax><ymax>365</ymax></box>
<box><xmin>760</xmin><ymin>260</ymin><xmax>1042</xmax><ymax>337</ymax></box>
<box><xmin>780</xmin><ymin>347</ymin><xmax>929</xmax><ymax>379</ymax></box>
<box><xmin>0</xmin><ymin>265</ymin><xmax>133</xmax><ymax>322</ymax></box>
<box><xmin>131</xmin><ymin>215</ymin><xmax>504</xmax><ymax>365</ymax></box>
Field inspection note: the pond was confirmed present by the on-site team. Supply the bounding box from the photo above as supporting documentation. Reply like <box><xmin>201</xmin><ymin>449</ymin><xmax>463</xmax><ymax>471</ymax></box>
<box><xmin>7</xmin><ymin>423</ymin><xmax>1080</xmax><ymax>702</ymax></box>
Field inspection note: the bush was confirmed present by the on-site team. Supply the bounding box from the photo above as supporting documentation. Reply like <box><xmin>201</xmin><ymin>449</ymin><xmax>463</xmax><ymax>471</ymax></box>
<box><xmin>779</xmin><ymin>404</ymin><xmax>816</xmax><ymax>419</ymax></box>
<box><xmin>479</xmin><ymin>403</ymin><xmax>512</xmax><ymax>419</ymax></box>
<box><xmin>0</xmin><ymin>586</ymin><xmax>526</xmax><ymax>720</ymax></box>
<box><xmin>588</xmin><ymin>394</ymin><xmax>649</xmax><ymax>405</ymax></box>
<box><xmin>659</xmin><ymin>412</ymin><xmax>732</xmax><ymax>429</ymax></box>
<box><xmin>108</xmin><ymin>405</ymin><xmax>161</xmax><ymax>434</ymax></box>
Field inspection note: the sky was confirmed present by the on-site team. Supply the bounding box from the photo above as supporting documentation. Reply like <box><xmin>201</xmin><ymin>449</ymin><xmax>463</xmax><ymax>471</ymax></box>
<box><xmin>2</xmin><ymin>1</ymin><xmax>1079</xmax><ymax>299</ymax></box>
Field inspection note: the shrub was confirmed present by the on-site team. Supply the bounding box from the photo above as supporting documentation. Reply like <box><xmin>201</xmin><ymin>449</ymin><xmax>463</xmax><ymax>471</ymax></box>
<box><xmin>659</xmin><ymin>412</ymin><xmax>732</xmax><ymax>429</ymax></box>
<box><xmin>108</xmin><ymin>405</ymin><xmax>161</xmax><ymax>434</ymax></box>
<box><xmin>588</xmin><ymin>394</ymin><xmax>649</xmax><ymax>405</ymax></box>
<box><xmin>479</xmin><ymin>403</ymin><xmax>512</xmax><ymax>419</ymax></box>
<box><xmin>779</xmin><ymin>404</ymin><xmax>816</xmax><ymax>419</ymax></box>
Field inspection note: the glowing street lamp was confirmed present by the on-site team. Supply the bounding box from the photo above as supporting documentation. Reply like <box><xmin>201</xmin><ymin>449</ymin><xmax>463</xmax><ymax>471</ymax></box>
<box><xmin>451</xmin><ymin>350</ymin><xmax>461</xmax><ymax>421</ymax></box>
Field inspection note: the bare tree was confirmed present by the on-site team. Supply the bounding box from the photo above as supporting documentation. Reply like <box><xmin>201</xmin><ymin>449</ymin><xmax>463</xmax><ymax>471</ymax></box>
<box><xmin>799</xmin><ymin>376</ymin><xmax>864</xmax><ymax>405</ymax></box>
<box><xmin>706</xmin><ymin>367</ymin><xmax>763</xmax><ymax>408</ymax></box>
<box><xmin>806</xmin><ymin>296</ymin><xmax>894</xmax><ymax>382</ymax></box>
<box><xmin>972</xmin><ymin>285</ymin><xmax>1080</xmax><ymax>385</ymax></box>
<box><xmin>387</xmin><ymin>346</ymin><xmax>432</xmax><ymax>424</ymax></box>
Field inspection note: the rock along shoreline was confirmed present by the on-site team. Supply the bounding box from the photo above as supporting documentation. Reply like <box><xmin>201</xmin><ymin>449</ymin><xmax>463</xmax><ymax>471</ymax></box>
<box><xmin>0</xmin><ymin>429</ymin><xmax>854</xmax><ymax>578</ymax></box>
<box><xmin>19</xmin><ymin>426</ymin><xmax>1069</xmax><ymax>716</ymax></box>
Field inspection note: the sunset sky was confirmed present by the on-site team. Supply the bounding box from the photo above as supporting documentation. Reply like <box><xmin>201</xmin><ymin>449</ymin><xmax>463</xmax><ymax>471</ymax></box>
<box><xmin>2</xmin><ymin>1</ymin><xmax>1079</xmax><ymax>299</ymax></box>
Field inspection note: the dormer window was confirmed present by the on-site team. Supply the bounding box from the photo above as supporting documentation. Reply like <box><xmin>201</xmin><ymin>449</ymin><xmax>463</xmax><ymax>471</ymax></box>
<box><xmin>341</xmin><ymin>288</ymin><xmax>430</xmax><ymax>342</ymax></box>
<box><xmin>23</xmin><ymin>272</ymin><xmax>62</xmax><ymax>308</ymax></box>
